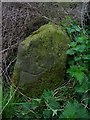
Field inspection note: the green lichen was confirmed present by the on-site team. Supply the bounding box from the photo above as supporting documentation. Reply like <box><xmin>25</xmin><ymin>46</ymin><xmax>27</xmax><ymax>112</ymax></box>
<box><xmin>21</xmin><ymin>23</ymin><xmax>68</xmax><ymax>47</ymax></box>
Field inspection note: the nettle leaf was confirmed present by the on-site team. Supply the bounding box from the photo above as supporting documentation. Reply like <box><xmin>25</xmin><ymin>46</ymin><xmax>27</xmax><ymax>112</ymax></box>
<box><xmin>61</xmin><ymin>101</ymin><xmax>77</xmax><ymax>118</ymax></box>
<box><xmin>42</xmin><ymin>90</ymin><xmax>60</xmax><ymax>117</ymax></box>
<box><xmin>61</xmin><ymin>100</ymin><xmax>88</xmax><ymax>119</ymax></box>
<box><xmin>67</xmin><ymin>65</ymin><xmax>85</xmax><ymax>84</ymax></box>
<box><xmin>47</xmin><ymin>98</ymin><xmax>60</xmax><ymax>110</ymax></box>
<box><xmin>75</xmin><ymin>80</ymin><xmax>89</xmax><ymax>93</ymax></box>
<box><xmin>45</xmin><ymin>99</ymin><xmax>60</xmax><ymax>118</ymax></box>
<box><xmin>42</xmin><ymin>89</ymin><xmax>54</xmax><ymax>101</ymax></box>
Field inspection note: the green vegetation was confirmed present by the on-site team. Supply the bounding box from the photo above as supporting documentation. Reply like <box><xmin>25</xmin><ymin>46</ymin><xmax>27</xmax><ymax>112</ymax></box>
<box><xmin>2</xmin><ymin>17</ymin><xmax>90</xmax><ymax>119</ymax></box>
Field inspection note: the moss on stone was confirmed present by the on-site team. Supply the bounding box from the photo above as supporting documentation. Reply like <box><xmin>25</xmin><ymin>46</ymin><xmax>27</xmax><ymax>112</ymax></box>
<box><xmin>23</xmin><ymin>62</ymin><xmax>65</xmax><ymax>98</ymax></box>
<box><xmin>12</xmin><ymin>23</ymin><xmax>70</xmax><ymax>98</ymax></box>
<box><xmin>12</xmin><ymin>62</ymin><xmax>20</xmax><ymax>86</ymax></box>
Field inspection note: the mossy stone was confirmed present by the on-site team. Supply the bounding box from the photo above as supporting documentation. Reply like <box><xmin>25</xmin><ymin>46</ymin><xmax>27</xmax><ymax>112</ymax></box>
<box><xmin>13</xmin><ymin>23</ymin><xmax>70</xmax><ymax>98</ymax></box>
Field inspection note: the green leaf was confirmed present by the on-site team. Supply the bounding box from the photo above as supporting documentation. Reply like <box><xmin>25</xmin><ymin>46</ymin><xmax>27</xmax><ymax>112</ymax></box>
<box><xmin>61</xmin><ymin>101</ymin><xmax>76</xmax><ymax>118</ymax></box>
<box><xmin>15</xmin><ymin>99</ymin><xmax>40</xmax><ymax>110</ymax></box>
<box><xmin>42</xmin><ymin>90</ymin><xmax>60</xmax><ymax>116</ymax></box>
<box><xmin>74</xmin><ymin>56</ymin><xmax>82</xmax><ymax>61</ymax></box>
<box><xmin>73</xmin><ymin>25</ymin><xmax>81</xmax><ymax>32</ymax></box>
<box><xmin>76</xmin><ymin>36</ymin><xmax>88</xmax><ymax>44</ymax></box>
<box><xmin>75</xmin><ymin>80</ymin><xmax>89</xmax><ymax>93</ymax></box>
<box><xmin>42</xmin><ymin>90</ymin><xmax>54</xmax><ymax>101</ymax></box>
<box><xmin>67</xmin><ymin>49</ymin><xmax>75</xmax><ymax>55</ymax></box>
<box><xmin>69</xmin><ymin>42</ymin><xmax>77</xmax><ymax>47</ymax></box>
<box><xmin>47</xmin><ymin>98</ymin><xmax>60</xmax><ymax>110</ymax></box>
<box><xmin>67</xmin><ymin>27</ymin><xmax>75</xmax><ymax>33</ymax></box>
<box><xmin>29</xmin><ymin>99</ymin><xmax>41</xmax><ymax>110</ymax></box>
<box><xmin>67</xmin><ymin>65</ymin><xmax>85</xmax><ymax>84</ymax></box>
<box><xmin>82</xmin><ymin>55</ymin><xmax>90</xmax><ymax>60</ymax></box>
<box><xmin>61</xmin><ymin>100</ymin><xmax>89</xmax><ymax>119</ymax></box>
<box><xmin>73</xmin><ymin>44</ymin><xmax>86</xmax><ymax>52</ymax></box>
<box><xmin>68</xmin><ymin>60</ymin><xmax>75</xmax><ymax>66</ymax></box>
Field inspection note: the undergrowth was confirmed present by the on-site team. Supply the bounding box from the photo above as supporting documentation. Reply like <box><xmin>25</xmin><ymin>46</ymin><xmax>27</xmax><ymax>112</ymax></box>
<box><xmin>2</xmin><ymin>17</ymin><xmax>90</xmax><ymax>119</ymax></box>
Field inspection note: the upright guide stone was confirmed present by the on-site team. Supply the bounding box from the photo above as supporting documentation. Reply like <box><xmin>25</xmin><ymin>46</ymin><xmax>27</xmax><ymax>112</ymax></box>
<box><xmin>13</xmin><ymin>23</ymin><xmax>70</xmax><ymax>97</ymax></box>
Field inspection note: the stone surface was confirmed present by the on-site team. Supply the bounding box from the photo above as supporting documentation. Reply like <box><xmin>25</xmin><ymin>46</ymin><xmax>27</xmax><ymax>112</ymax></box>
<box><xmin>13</xmin><ymin>23</ymin><xmax>70</xmax><ymax>98</ymax></box>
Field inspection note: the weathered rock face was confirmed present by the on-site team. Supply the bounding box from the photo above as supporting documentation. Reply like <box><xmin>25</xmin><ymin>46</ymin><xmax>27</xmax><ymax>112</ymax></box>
<box><xmin>13</xmin><ymin>23</ymin><xmax>70</xmax><ymax>98</ymax></box>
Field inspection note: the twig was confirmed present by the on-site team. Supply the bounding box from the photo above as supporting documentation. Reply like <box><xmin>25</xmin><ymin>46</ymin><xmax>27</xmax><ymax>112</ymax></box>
<box><xmin>17</xmin><ymin>90</ymin><xmax>32</xmax><ymax>101</ymax></box>
<box><xmin>6</xmin><ymin>57</ymin><xmax>17</xmax><ymax>73</ymax></box>
<box><xmin>81</xmin><ymin>98</ymin><xmax>90</xmax><ymax>110</ymax></box>
<box><xmin>0</xmin><ymin>43</ymin><xmax>18</xmax><ymax>54</ymax></box>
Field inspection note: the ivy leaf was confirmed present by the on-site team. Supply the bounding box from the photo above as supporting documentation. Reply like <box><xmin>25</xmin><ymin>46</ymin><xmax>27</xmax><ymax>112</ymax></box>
<box><xmin>73</xmin><ymin>44</ymin><xmax>86</xmax><ymax>52</ymax></box>
<box><xmin>67</xmin><ymin>49</ymin><xmax>75</xmax><ymax>55</ymax></box>
<box><xmin>76</xmin><ymin>36</ymin><xmax>88</xmax><ymax>44</ymax></box>
<box><xmin>74</xmin><ymin>56</ymin><xmax>82</xmax><ymax>61</ymax></box>
<box><xmin>67</xmin><ymin>28</ymin><xmax>75</xmax><ymax>33</ymax></box>
<box><xmin>69</xmin><ymin>41</ymin><xmax>77</xmax><ymax>47</ymax></box>
<box><xmin>83</xmin><ymin>55</ymin><xmax>90</xmax><ymax>60</ymax></box>
<box><xmin>73</xmin><ymin>25</ymin><xmax>81</xmax><ymax>32</ymax></box>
